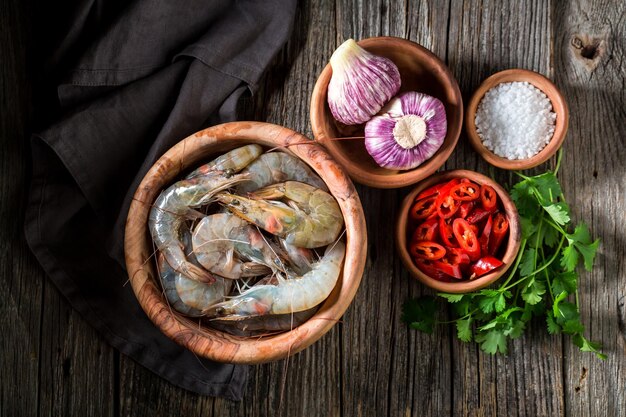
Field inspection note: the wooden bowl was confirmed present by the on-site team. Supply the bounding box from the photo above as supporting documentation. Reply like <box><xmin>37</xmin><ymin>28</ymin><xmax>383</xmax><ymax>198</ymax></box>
<box><xmin>465</xmin><ymin>69</ymin><xmax>569</xmax><ymax>170</ymax></box>
<box><xmin>395</xmin><ymin>170</ymin><xmax>521</xmax><ymax>293</ymax></box>
<box><xmin>310</xmin><ymin>37</ymin><xmax>463</xmax><ymax>189</ymax></box>
<box><xmin>124</xmin><ymin>122</ymin><xmax>367</xmax><ymax>364</ymax></box>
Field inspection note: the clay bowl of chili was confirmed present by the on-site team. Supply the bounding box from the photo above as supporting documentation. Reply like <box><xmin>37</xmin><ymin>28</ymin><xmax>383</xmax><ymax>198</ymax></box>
<box><xmin>124</xmin><ymin>121</ymin><xmax>367</xmax><ymax>364</ymax></box>
<box><xmin>465</xmin><ymin>69</ymin><xmax>569</xmax><ymax>170</ymax></box>
<box><xmin>310</xmin><ymin>36</ymin><xmax>463</xmax><ymax>188</ymax></box>
<box><xmin>395</xmin><ymin>170</ymin><xmax>521</xmax><ymax>293</ymax></box>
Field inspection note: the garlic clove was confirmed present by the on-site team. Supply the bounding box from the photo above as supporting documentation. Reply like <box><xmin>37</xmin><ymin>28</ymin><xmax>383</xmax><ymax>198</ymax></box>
<box><xmin>364</xmin><ymin>92</ymin><xmax>447</xmax><ymax>170</ymax></box>
<box><xmin>327</xmin><ymin>39</ymin><xmax>401</xmax><ymax>125</ymax></box>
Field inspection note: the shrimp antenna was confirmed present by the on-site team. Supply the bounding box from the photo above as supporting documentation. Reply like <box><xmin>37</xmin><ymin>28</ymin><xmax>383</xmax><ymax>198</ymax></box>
<box><xmin>327</xmin><ymin>228</ymin><xmax>348</xmax><ymax>254</ymax></box>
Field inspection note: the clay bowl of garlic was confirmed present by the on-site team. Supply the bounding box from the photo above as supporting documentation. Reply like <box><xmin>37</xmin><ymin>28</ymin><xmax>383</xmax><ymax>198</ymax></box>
<box><xmin>311</xmin><ymin>37</ymin><xmax>463</xmax><ymax>189</ymax></box>
<box><xmin>465</xmin><ymin>69</ymin><xmax>569</xmax><ymax>170</ymax></box>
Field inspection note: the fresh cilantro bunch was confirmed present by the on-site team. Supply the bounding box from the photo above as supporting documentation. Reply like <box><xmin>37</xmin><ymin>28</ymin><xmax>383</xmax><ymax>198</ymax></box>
<box><xmin>402</xmin><ymin>153</ymin><xmax>604</xmax><ymax>358</ymax></box>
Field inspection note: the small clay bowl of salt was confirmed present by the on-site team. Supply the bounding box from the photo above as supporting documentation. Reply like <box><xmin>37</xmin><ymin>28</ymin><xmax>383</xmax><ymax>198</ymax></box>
<box><xmin>465</xmin><ymin>69</ymin><xmax>569</xmax><ymax>170</ymax></box>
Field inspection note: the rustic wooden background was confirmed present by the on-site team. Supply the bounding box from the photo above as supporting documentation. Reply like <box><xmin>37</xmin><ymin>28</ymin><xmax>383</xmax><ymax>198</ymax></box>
<box><xmin>2</xmin><ymin>0</ymin><xmax>624</xmax><ymax>416</ymax></box>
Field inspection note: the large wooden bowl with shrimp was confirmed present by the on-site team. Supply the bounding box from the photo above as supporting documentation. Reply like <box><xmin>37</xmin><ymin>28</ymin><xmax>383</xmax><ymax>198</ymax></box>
<box><xmin>124</xmin><ymin>121</ymin><xmax>367</xmax><ymax>364</ymax></box>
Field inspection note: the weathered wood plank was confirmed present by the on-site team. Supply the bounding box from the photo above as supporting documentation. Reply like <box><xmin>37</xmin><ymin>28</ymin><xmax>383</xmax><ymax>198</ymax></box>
<box><xmin>553</xmin><ymin>1</ymin><xmax>626</xmax><ymax>416</ymax></box>
<box><xmin>4</xmin><ymin>1</ymin><xmax>625</xmax><ymax>416</ymax></box>
<box><xmin>0</xmin><ymin>1</ymin><xmax>43</xmax><ymax>416</ymax></box>
<box><xmin>37</xmin><ymin>286</ymin><xmax>117</xmax><ymax>417</ymax></box>
<box><xmin>446</xmin><ymin>2</ymin><xmax>565</xmax><ymax>416</ymax></box>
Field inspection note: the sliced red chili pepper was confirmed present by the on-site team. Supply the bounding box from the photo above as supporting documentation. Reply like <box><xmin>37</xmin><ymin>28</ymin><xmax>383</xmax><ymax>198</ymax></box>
<box><xmin>458</xmin><ymin>201</ymin><xmax>474</xmax><ymax>219</ymax></box>
<box><xmin>480</xmin><ymin>184</ymin><xmax>498</xmax><ymax>212</ymax></box>
<box><xmin>469</xmin><ymin>224</ymin><xmax>479</xmax><ymax>236</ymax></box>
<box><xmin>431</xmin><ymin>179</ymin><xmax>462</xmax><ymax>219</ymax></box>
<box><xmin>452</xmin><ymin>218</ymin><xmax>481</xmax><ymax>261</ymax></box>
<box><xmin>446</xmin><ymin>247</ymin><xmax>471</xmax><ymax>266</ymax></box>
<box><xmin>439</xmin><ymin>217</ymin><xmax>457</xmax><ymax>247</ymax></box>
<box><xmin>410</xmin><ymin>195</ymin><xmax>437</xmax><ymax>220</ymax></box>
<box><xmin>449</xmin><ymin>181</ymin><xmax>481</xmax><ymax>201</ymax></box>
<box><xmin>411</xmin><ymin>218</ymin><xmax>439</xmax><ymax>242</ymax></box>
<box><xmin>416</xmin><ymin>183</ymin><xmax>446</xmax><ymax>201</ymax></box>
<box><xmin>432</xmin><ymin>260</ymin><xmax>463</xmax><ymax>279</ymax></box>
<box><xmin>409</xmin><ymin>241</ymin><xmax>446</xmax><ymax>261</ymax></box>
<box><xmin>470</xmin><ymin>256</ymin><xmax>504</xmax><ymax>278</ymax></box>
<box><xmin>414</xmin><ymin>260</ymin><xmax>454</xmax><ymax>282</ymax></box>
<box><xmin>466</xmin><ymin>207</ymin><xmax>491</xmax><ymax>224</ymax></box>
<box><xmin>489</xmin><ymin>212</ymin><xmax>509</xmax><ymax>256</ymax></box>
<box><xmin>478</xmin><ymin>215</ymin><xmax>493</xmax><ymax>256</ymax></box>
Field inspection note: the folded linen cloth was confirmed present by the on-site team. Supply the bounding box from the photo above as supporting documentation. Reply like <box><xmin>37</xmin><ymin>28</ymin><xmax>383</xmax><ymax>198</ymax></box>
<box><xmin>25</xmin><ymin>0</ymin><xmax>297</xmax><ymax>400</ymax></box>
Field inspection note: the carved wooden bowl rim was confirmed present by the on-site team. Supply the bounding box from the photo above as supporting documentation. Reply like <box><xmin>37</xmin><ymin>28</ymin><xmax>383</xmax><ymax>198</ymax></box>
<box><xmin>124</xmin><ymin>122</ymin><xmax>367</xmax><ymax>364</ymax></box>
<box><xmin>395</xmin><ymin>169</ymin><xmax>521</xmax><ymax>293</ymax></box>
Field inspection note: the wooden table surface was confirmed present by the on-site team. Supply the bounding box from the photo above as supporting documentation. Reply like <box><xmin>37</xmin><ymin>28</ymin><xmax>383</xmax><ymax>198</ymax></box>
<box><xmin>2</xmin><ymin>1</ymin><xmax>624</xmax><ymax>416</ymax></box>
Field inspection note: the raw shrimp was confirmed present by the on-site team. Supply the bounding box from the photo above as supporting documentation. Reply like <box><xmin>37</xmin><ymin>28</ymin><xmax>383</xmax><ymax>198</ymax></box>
<box><xmin>210</xmin><ymin>308</ymin><xmax>317</xmax><ymax>336</ymax></box>
<box><xmin>216</xmin><ymin>181</ymin><xmax>343</xmax><ymax>248</ymax></box>
<box><xmin>186</xmin><ymin>144</ymin><xmax>263</xmax><ymax>179</ymax></box>
<box><xmin>270</xmin><ymin>238</ymin><xmax>315</xmax><ymax>276</ymax></box>
<box><xmin>157</xmin><ymin>252</ymin><xmax>232</xmax><ymax>317</ymax></box>
<box><xmin>149</xmin><ymin>145</ymin><xmax>261</xmax><ymax>283</ymax></box>
<box><xmin>236</xmin><ymin>152</ymin><xmax>327</xmax><ymax>193</ymax></box>
<box><xmin>191</xmin><ymin>213</ymin><xmax>278</xmax><ymax>279</ymax></box>
<box><xmin>205</xmin><ymin>241</ymin><xmax>345</xmax><ymax>317</ymax></box>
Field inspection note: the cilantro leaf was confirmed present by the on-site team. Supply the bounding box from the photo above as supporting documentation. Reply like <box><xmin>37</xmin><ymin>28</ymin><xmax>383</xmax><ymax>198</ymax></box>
<box><xmin>456</xmin><ymin>318</ymin><xmax>473</xmax><ymax>342</ymax></box>
<box><xmin>543</xmin><ymin>202</ymin><xmax>570</xmax><ymax>225</ymax></box>
<box><xmin>562</xmin><ymin>319</ymin><xmax>585</xmax><ymax>335</ymax></box>
<box><xmin>546</xmin><ymin>312</ymin><xmax>561</xmax><ymax>334</ymax></box>
<box><xmin>402</xmin><ymin>297</ymin><xmax>437</xmax><ymax>333</ymax></box>
<box><xmin>438</xmin><ymin>293</ymin><xmax>465</xmax><ymax>303</ymax></box>
<box><xmin>560</xmin><ymin>244</ymin><xmax>579</xmax><ymax>272</ymax></box>
<box><xmin>552</xmin><ymin>271</ymin><xmax>578</xmax><ymax>295</ymax></box>
<box><xmin>478</xmin><ymin>290</ymin><xmax>501</xmax><ymax>314</ymax></box>
<box><xmin>575</xmin><ymin>239</ymin><xmax>600</xmax><ymax>271</ymax></box>
<box><xmin>476</xmin><ymin>329</ymin><xmax>508</xmax><ymax>354</ymax></box>
<box><xmin>519</xmin><ymin>216</ymin><xmax>539</xmax><ymax>240</ymax></box>
<box><xmin>519</xmin><ymin>248</ymin><xmax>537</xmax><ymax>277</ymax></box>
<box><xmin>542</xmin><ymin>224</ymin><xmax>559</xmax><ymax>247</ymax></box>
<box><xmin>573</xmin><ymin>334</ymin><xmax>607</xmax><ymax>360</ymax></box>
<box><xmin>532</xmin><ymin>172</ymin><xmax>562</xmax><ymax>201</ymax></box>
<box><xmin>494</xmin><ymin>293</ymin><xmax>507</xmax><ymax>313</ymax></box>
<box><xmin>522</xmin><ymin>279</ymin><xmax>546</xmax><ymax>305</ymax></box>
<box><xmin>503</xmin><ymin>319</ymin><xmax>525</xmax><ymax>339</ymax></box>
<box><xmin>567</xmin><ymin>224</ymin><xmax>600</xmax><ymax>271</ymax></box>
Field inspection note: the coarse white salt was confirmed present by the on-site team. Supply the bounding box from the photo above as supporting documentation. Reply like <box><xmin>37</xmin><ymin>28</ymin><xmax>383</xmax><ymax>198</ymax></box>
<box><xmin>475</xmin><ymin>81</ymin><xmax>556</xmax><ymax>160</ymax></box>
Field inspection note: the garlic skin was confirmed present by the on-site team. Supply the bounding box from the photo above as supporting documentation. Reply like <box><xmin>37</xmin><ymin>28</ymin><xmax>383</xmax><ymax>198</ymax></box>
<box><xmin>364</xmin><ymin>91</ymin><xmax>447</xmax><ymax>170</ymax></box>
<box><xmin>327</xmin><ymin>39</ymin><xmax>401</xmax><ymax>125</ymax></box>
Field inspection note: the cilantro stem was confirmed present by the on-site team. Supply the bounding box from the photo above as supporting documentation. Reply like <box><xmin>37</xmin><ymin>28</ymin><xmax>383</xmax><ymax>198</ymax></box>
<box><xmin>554</xmin><ymin>148</ymin><xmax>563</xmax><ymax>176</ymax></box>
<box><xmin>542</xmin><ymin>217</ymin><xmax>569</xmax><ymax>236</ymax></box>
<box><xmin>438</xmin><ymin>308</ymin><xmax>479</xmax><ymax>324</ymax></box>
<box><xmin>500</xmin><ymin>238</ymin><xmax>527</xmax><ymax>288</ymax></box>
<box><xmin>501</xmin><ymin>236</ymin><xmax>565</xmax><ymax>291</ymax></box>
<box><xmin>540</xmin><ymin>246</ymin><xmax>555</xmax><ymax>301</ymax></box>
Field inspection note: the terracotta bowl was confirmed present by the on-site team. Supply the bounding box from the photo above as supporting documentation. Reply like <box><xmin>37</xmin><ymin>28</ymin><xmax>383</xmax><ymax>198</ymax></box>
<box><xmin>395</xmin><ymin>170</ymin><xmax>521</xmax><ymax>293</ymax></box>
<box><xmin>310</xmin><ymin>36</ymin><xmax>463</xmax><ymax>189</ymax></box>
<box><xmin>124</xmin><ymin>122</ymin><xmax>367</xmax><ymax>364</ymax></box>
<box><xmin>465</xmin><ymin>69</ymin><xmax>569</xmax><ymax>170</ymax></box>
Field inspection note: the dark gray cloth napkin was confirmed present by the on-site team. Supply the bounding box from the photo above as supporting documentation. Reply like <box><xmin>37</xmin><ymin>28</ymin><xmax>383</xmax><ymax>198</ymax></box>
<box><xmin>24</xmin><ymin>0</ymin><xmax>296</xmax><ymax>400</ymax></box>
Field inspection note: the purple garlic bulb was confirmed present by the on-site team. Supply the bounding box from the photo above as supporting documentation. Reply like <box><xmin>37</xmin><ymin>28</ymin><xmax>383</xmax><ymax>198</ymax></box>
<box><xmin>364</xmin><ymin>91</ymin><xmax>447</xmax><ymax>170</ymax></box>
<box><xmin>327</xmin><ymin>39</ymin><xmax>401</xmax><ymax>125</ymax></box>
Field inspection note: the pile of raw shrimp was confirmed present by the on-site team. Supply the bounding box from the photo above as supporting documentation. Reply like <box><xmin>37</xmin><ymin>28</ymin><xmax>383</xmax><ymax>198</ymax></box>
<box><xmin>149</xmin><ymin>144</ymin><xmax>345</xmax><ymax>337</ymax></box>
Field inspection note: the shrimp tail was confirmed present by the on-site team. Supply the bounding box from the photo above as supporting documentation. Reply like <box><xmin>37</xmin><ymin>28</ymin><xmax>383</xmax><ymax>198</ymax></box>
<box><xmin>241</xmin><ymin>262</ymin><xmax>272</xmax><ymax>277</ymax></box>
<box><xmin>176</xmin><ymin>261</ymin><xmax>216</xmax><ymax>284</ymax></box>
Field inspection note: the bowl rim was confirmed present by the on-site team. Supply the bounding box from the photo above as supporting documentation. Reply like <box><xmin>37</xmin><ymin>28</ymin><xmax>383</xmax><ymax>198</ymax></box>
<box><xmin>395</xmin><ymin>169</ymin><xmax>521</xmax><ymax>293</ymax></box>
<box><xmin>124</xmin><ymin>121</ymin><xmax>367</xmax><ymax>364</ymax></box>
<box><xmin>465</xmin><ymin>68</ymin><xmax>569</xmax><ymax>170</ymax></box>
<box><xmin>310</xmin><ymin>36</ymin><xmax>463</xmax><ymax>189</ymax></box>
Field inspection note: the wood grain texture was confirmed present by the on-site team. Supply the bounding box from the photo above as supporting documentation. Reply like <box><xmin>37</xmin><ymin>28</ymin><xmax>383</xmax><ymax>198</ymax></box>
<box><xmin>0</xmin><ymin>1</ymin><xmax>43</xmax><ymax>417</ymax></box>
<box><xmin>553</xmin><ymin>1</ymin><xmax>626</xmax><ymax>416</ymax></box>
<box><xmin>3</xmin><ymin>0</ymin><xmax>625</xmax><ymax>416</ymax></box>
